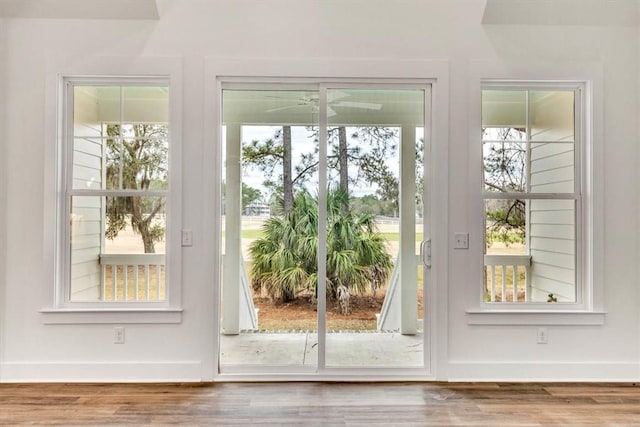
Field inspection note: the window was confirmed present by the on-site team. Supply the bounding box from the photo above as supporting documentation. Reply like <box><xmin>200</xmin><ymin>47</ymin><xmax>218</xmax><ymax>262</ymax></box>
<box><xmin>59</xmin><ymin>78</ymin><xmax>171</xmax><ymax>305</ymax></box>
<box><xmin>482</xmin><ymin>84</ymin><xmax>582</xmax><ymax>305</ymax></box>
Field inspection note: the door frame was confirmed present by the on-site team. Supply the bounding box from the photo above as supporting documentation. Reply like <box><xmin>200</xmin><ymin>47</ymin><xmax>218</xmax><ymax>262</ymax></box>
<box><xmin>204</xmin><ymin>58</ymin><xmax>449</xmax><ymax>381</ymax></box>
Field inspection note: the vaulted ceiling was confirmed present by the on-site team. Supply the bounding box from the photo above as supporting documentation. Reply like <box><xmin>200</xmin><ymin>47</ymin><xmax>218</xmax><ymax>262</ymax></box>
<box><xmin>482</xmin><ymin>0</ymin><xmax>638</xmax><ymax>26</ymax></box>
<box><xmin>0</xmin><ymin>0</ymin><xmax>158</xmax><ymax>19</ymax></box>
<box><xmin>1</xmin><ymin>0</ymin><xmax>637</xmax><ymax>26</ymax></box>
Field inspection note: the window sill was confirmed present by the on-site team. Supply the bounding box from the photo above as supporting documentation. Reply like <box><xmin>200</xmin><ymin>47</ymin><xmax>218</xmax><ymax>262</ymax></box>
<box><xmin>40</xmin><ymin>308</ymin><xmax>183</xmax><ymax>324</ymax></box>
<box><xmin>466</xmin><ymin>309</ymin><xmax>606</xmax><ymax>325</ymax></box>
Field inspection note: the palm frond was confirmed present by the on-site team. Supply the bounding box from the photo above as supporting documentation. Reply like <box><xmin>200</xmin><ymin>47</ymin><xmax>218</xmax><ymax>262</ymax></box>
<box><xmin>248</xmin><ymin>186</ymin><xmax>392</xmax><ymax>304</ymax></box>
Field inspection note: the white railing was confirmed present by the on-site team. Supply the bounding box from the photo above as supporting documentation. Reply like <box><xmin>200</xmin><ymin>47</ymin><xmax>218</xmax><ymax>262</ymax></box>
<box><xmin>484</xmin><ymin>254</ymin><xmax>531</xmax><ymax>302</ymax></box>
<box><xmin>99</xmin><ymin>253</ymin><xmax>165</xmax><ymax>302</ymax></box>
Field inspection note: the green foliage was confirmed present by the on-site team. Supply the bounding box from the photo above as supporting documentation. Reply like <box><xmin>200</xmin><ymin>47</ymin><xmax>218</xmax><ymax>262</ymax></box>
<box><xmin>485</xmin><ymin>198</ymin><xmax>526</xmax><ymax>247</ymax></box>
<box><xmin>241</xmin><ymin>183</ymin><xmax>263</xmax><ymax>210</ymax></box>
<box><xmin>485</xmin><ymin>230</ymin><xmax>525</xmax><ymax>247</ymax></box>
<box><xmin>241</xmin><ymin>137</ymin><xmax>284</xmax><ymax>180</ymax></box>
<box><xmin>350</xmin><ymin>194</ymin><xmax>397</xmax><ymax>217</ymax></box>
<box><xmin>249</xmin><ymin>187</ymin><xmax>392</xmax><ymax>303</ymax></box>
<box><xmin>220</xmin><ymin>181</ymin><xmax>264</xmax><ymax>212</ymax></box>
<box><xmin>104</xmin><ymin>123</ymin><xmax>168</xmax><ymax>253</ymax></box>
<box><xmin>244</xmin><ymin>126</ymin><xmax>402</xmax><ymax>209</ymax></box>
<box><xmin>483</xmin><ymin>129</ymin><xmax>528</xmax><ymax>248</ymax></box>
<box><xmin>324</xmin><ymin>126</ymin><xmax>400</xmax><ymax>207</ymax></box>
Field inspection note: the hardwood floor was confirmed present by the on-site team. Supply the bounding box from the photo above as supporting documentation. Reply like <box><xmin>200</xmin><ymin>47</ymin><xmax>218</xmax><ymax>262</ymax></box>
<box><xmin>1</xmin><ymin>382</ymin><xmax>639</xmax><ymax>426</ymax></box>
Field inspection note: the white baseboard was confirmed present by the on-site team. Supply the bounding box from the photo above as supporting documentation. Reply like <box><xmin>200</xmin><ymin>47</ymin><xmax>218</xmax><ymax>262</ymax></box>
<box><xmin>2</xmin><ymin>360</ymin><xmax>637</xmax><ymax>383</ymax></box>
<box><xmin>448</xmin><ymin>361</ymin><xmax>640</xmax><ymax>382</ymax></box>
<box><xmin>0</xmin><ymin>361</ymin><xmax>203</xmax><ymax>382</ymax></box>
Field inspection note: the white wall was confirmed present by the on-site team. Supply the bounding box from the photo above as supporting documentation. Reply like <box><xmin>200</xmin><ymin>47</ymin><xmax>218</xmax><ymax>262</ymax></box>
<box><xmin>453</xmin><ymin>20</ymin><xmax>639</xmax><ymax>380</ymax></box>
<box><xmin>0</xmin><ymin>17</ymin><xmax>7</xmax><ymax>377</ymax></box>
<box><xmin>0</xmin><ymin>0</ymin><xmax>638</xmax><ymax>381</ymax></box>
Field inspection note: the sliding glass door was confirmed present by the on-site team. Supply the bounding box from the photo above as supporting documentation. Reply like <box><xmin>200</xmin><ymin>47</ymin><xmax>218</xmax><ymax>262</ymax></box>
<box><xmin>218</xmin><ymin>82</ymin><xmax>430</xmax><ymax>374</ymax></box>
<box><xmin>322</xmin><ymin>88</ymin><xmax>427</xmax><ymax>368</ymax></box>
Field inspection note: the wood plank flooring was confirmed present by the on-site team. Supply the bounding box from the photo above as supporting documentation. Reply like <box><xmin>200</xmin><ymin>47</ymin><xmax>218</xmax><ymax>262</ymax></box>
<box><xmin>1</xmin><ymin>382</ymin><xmax>640</xmax><ymax>426</ymax></box>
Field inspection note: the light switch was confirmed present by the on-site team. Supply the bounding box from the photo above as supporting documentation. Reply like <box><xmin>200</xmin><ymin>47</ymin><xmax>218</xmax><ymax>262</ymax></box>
<box><xmin>182</xmin><ymin>229</ymin><xmax>193</xmax><ymax>247</ymax></box>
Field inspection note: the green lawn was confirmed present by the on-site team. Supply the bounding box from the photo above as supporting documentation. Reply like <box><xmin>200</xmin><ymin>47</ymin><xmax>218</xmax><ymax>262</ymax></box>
<box><xmin>241</xmin><ymin>229</ymin><xmax>264</xmax><ymax>239</ymax></box>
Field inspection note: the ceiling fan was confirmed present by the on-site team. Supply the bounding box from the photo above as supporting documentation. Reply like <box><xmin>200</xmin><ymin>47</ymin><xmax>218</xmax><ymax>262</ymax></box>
<box><xmin>265</xmin><ymin>91</ymin><xmax>382</xmax><ymax>117</ymax></box>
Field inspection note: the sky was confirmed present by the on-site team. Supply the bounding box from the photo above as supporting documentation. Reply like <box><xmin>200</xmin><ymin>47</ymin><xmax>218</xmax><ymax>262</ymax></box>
<box><xmin>223</xmin><ymin>125</ymin><xmax>424</xmax><ymax>202</ymax></box>
<box><xmin>222</xmin><ymin>126</ymin><xmax>423</xmax><ymax>203</ymax></box>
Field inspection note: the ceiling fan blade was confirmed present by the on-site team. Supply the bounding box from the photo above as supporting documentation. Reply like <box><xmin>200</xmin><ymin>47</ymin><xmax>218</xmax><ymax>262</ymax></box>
<box><xmin>327</xmin><ymin>91</ymin><xmax>350</xmax><ymax>102</ymax></box>
<box><xmin>333</xmin><ymin>101</ymin><xmax>382</xmax><ymax>110</ymax></box>
<box><xmin>265</xmin><ymin>104</ymin><xmax>305</xmax><ymax>113</ymax></box>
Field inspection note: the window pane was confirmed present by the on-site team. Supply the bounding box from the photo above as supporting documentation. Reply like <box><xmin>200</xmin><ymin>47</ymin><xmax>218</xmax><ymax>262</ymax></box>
<box><xmin>69</xmin><ymin>195</ymin><xmax>103</xmax><ymax>302</ymax></box>
<box><xmin>484</xmin><ymin>198</ymin><xmax>527</xmax><ymax>303</ymax></box>
<box><xmin>528</xmin><ymin>199</ymin><xmax>576</xmax><ymax>302</ymax></box>
<box><xmin>325</xmin><ymin>88</ymin><xmax>422</xmax><ymax>368</ymax></box>
<box><xmin>105</xmin><ymin>130</ymin><xmax>169</xmax><ymax>191</ymax></box>
<box><xmin>72</xmin><ymin>85</ymin><xmax>169</xmax><ymax>190</ymax></box>
<box><xmin>530</xmin><ymin>91</ymin><xmax>575</xmax><ymax>142</ymax></box>
<box><xmin>70</xmin><ymin>195</ymin><xmax>166</xmax><ymax>302</ymax></box>
<box><xmin>482</xmin><ymin>90</ymin><xmax>526</xmax><ymax>130</ymax></box>
<box><xmin>72</xmin><ymin>137</ymin><xmax>103</xmax><ymax>190</ymax></box>
<box><xmin>484</xmin><ymin>198</ymin><xmax>576</xmax><ymax>303</ymax></box>
<box><xmin>74</xmin><ymin>86</ymin><xmax>120</xmax><ymax>136</ymax></box>
<box><xmin>483</xmin><ymin>142</ymin><xmax>526</xmax><ymax>192</ymax></box>
<box><xmin>484</xmin><ymin>199</ymin><xmax>527</xmax><ymax>256</ymax></box>
<box><xmin>222</xmin><ymin>89</ymin><xmax>319</xmax><ymax>123</ymax></box>
<box><xmin>123</xmin><ymin>86</ymin><xmax>169</xmax><ymax>123</ymax></box>
<box><xmin>530</xmin><ymin>142</ymin><xmax>574</xmax><ymax>193</ymax></box>
<box><xmin>482</xmin><ymin>127</ymin><xmax>526</xmax><ymax>142</ymax></box>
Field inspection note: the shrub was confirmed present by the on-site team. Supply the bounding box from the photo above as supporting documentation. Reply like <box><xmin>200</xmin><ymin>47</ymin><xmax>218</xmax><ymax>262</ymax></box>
<box><xmin>249</xmin><ymin>188</ymin><xmax>392</xmax><ymax>303</ymax></box>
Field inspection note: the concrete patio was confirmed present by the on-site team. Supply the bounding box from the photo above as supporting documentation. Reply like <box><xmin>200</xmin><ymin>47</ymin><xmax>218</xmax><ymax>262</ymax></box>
<box><xmin>220</xmin><ymin>332</ymin><xmax>424</xmax><ymax>368</ymax></box>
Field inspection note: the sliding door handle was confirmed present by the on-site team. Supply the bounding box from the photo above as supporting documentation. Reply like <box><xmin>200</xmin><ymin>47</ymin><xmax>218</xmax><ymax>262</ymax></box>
<box><xmin>420</xmin><ymin>238</ymin><xmax>432</xmax><ymax>268</ymax></box>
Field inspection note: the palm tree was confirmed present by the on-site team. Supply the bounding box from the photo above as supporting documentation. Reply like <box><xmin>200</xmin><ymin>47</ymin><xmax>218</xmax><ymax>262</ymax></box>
<box><xmin>249</xmin><ymin>188</ymin><xmax>392</xmax><ymax>304</ymax></box>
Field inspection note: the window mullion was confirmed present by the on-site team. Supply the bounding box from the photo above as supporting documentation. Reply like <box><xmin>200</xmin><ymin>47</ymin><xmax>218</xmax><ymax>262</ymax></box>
<box><xmin>525</xmin><ymin>90</ymin><xmax>531</xmax><ymax>194</ymax></box>
<box><xmin>574</xmin><ymin>87</ymin><xmax>584</xmax><ymax>307</ymax></box>
<box><xmin>119</xmin><ymin>86</ymin><xmax>124</xmax><ymax>191</ymax></box>
<box><xmin>68</xmin><ymin>189</ymin><xmax>169</xmax><ymax>197</ymax></box>
<box><xmin>61</xmin><ymin>81</ymin><xmax>75</xmax><ymax>306</ymax></box>
<box><xmin>482</xmin><ymin>192</ymin><xmax>577</xmax><ymax>200</ymax></box>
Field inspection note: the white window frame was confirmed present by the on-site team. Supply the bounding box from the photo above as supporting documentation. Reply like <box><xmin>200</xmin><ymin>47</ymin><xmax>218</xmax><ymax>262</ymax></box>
<box><xmin>481</xmin><ymin>82</ymin><xmax>583</xmax><ymax>307</ymax></box>
<box><xmin>41</xmin><ymin>57</ymin><xmax>183</xmax><ymax>324</ymax></box>
<box><xmin>204</xmin><ymin>57</ymin><xmax>450</xmax><ymax>381</ymax></box>
<box><xmin>218</xmin><ymin>80</ymin><xmax>432</xmax><ymax>376</ymax></box>
<box><xmin>466</xmin><ymin>62</ymin><xmax>605</xmax><ymax>325</ymax></box>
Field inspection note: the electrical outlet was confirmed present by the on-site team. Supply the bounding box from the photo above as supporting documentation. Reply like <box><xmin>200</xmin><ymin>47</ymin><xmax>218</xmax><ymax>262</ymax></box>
<box><xmin>114</xmin><ymin>327</ymin><xmax>125</xmax><ymax>344</ymax></box>
<box><xmin>453</xmin><ymin>232</ymin><xmax>469</xmax><ymax>249</ymax></box>
<box><xmin>537</xmin><ymin>327</ymin><xmax>548</xmax><ymax>344</ymax></box>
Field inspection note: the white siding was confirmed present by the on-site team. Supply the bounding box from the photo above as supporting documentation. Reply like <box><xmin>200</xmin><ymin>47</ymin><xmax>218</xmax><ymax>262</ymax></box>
<box><xmin>529</xmin><ymin>144</ymin><xmax>574</xmax><ymax>193</ymax></box>
<box><xmin>70</xmin><ymin>89</ymin><xmax>103</xmax><ymax>301</ymax></box>
<box><xmin>527</xmin><ymin>90</ymin><xmax>576</xmax><ymax>302</ymax></box>
<box><xmin>528</xmin><ymin>198</ymin><xmax>576</xmax><ymax>302</ymax></box>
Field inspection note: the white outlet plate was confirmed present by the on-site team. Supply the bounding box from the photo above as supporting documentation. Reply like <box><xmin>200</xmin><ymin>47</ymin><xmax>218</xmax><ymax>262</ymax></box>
<box><xmin>114</xmin><ymin>327</ymin><xmax>125</xmax><ymax>344</ymax></box>
<box><xmin>537</xmin><ymin>327</ymin><xmax>548</xmax><ymax>344</ymax></box>
<box><xmin>453</xmin><ymin>232</ymin><xmax>469</xmax><ymax>249</ymax></box>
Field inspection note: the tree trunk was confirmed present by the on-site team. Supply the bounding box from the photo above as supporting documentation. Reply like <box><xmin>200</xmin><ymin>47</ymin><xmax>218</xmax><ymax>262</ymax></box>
<box><xmin>140</xmin><ymin>223</ymin><xmax>156</xmax><ymax>254</ymax></box>
<box><xmin>338</xmin><ymin>126</ymin><xmax>349</xmax><ymax>212</ymax></box>
<box><xmin>282</xmin><ymin>125</ymin><xmax>293</xmax><ymax>215</ymax></box>
<box><xmin>130</xmin><ymin>196</ymin><xmax>156</xmax><ymax>253</ymax></box>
